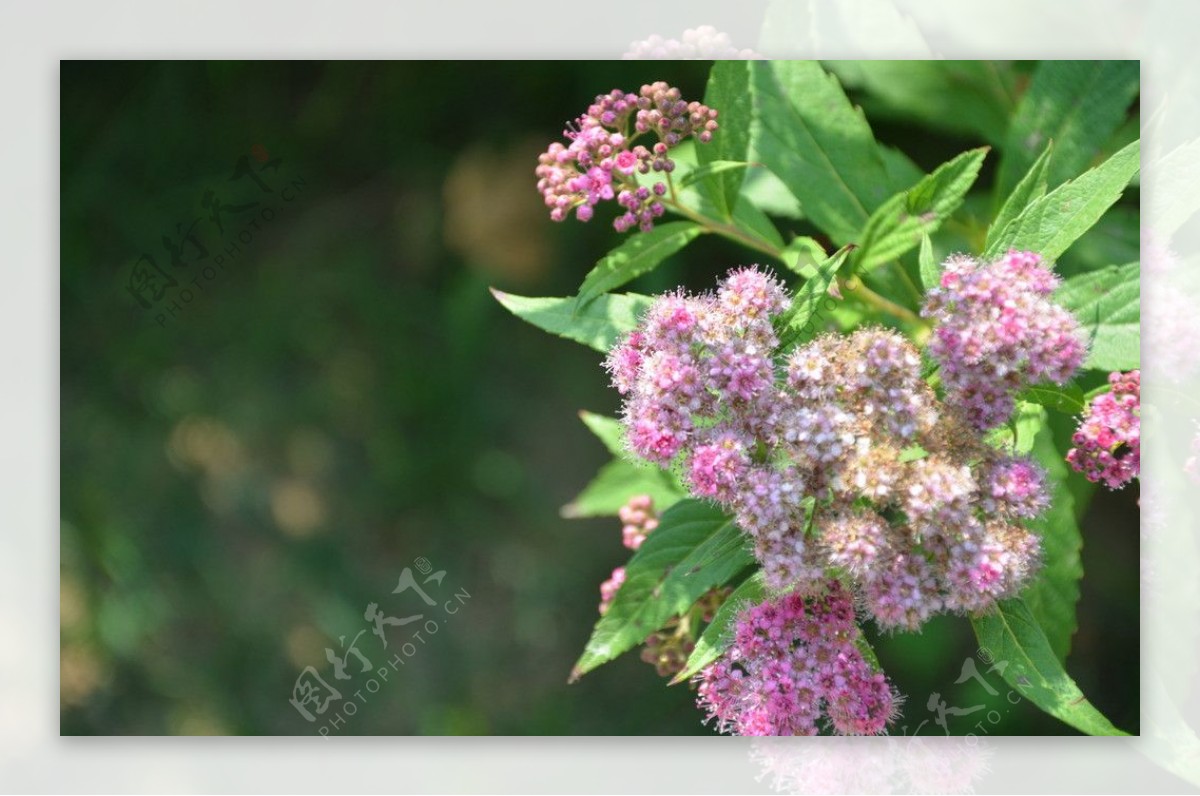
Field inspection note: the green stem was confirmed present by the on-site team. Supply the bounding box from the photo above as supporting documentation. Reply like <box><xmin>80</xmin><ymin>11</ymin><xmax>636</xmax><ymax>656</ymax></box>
<box><xmin>662</xmin><ymin>172</ymin><xmax>784</xmax><ymax>261</ymax></box>
<box><xmin>663</xmin><ymin>172</ymin><xmax>930</xmax><ymax>331</ymax></box>
<box><xmin>663</xmin><ymin>198</ymin><xmax>783</xmax><ymax>260</ymax></box>
<box><xmin>841</xmin><ymin>273</ymin><xmax>928</xmax><ymax>329</ymax></box>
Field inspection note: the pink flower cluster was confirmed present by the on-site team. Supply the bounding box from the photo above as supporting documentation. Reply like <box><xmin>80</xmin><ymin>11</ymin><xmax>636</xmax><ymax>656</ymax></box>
<box><xmin>1067</xmin><ymin>370</ymin><xmax>1140</xmax><ymax>489</ymax></box>
<box><xmin>922</xmin><ymin>250</ymin><xmax>1086</xmax><ymax>430</ymax></box>
<box><xmin>605</xmin><ymin>268</ymin><xmax>787</xmax><ymax>468</ymax></box>
<box><xmin>599</xmin><ymin>496</ymin><xmax>660</xmax><ymax>614</ymax></box>
<box><xmin>536</xmin><ymin>83</ymin><xmax>718</xmax><ymax>233</ymax></box>
<box><xmin>619</xmin><ymin>494</ymin><xmax>659</xmax><ymax>550</ymax></box>
<box><xmin>605</xmin><ymin>266</ymin><xmax>1048</xmax><ymax>632</ymax></box>
<box><xmin>599</xmin><ymin>495</ymin><xmax>659</xmax><ymax>614</ymax></box>
<box><xmin>697</xmin><ymin>582</ymin><xmax>899</xmax><ymax>736</ymax></box>
<box><xmin>598</xmin><ymin>566</ymin><xmax>625</xmax><ymax>615</ymax></box>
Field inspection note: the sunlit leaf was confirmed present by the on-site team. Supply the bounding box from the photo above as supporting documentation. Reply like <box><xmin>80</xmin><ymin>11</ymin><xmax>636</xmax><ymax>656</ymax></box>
<box><xmin>1019</xmin><ymin>384</ymin><xmax>1086</xmax><ymax>416</ymax></box>
<box><xmin>776</xmin><ymin>244</ymin><xmax>856</xmax><ymax>349</ymax></box>
<box><xmin>855</xmin><ymin>147</ymin><xmax>988</xmax><ymax>272</ymax></box>
<box><xmin>561</xmin><ymin>458</ymin><xmax>685</xmax><ymax>519</ymax></box>
<box><xmin>747</xmin><ymin>60</ymin><xmax>891</xmax><ymax>244</ymax></box>
<box><xmin>575</xmin><ymin>222</ymin><xmax>705</xmax><ymax>307</ymax></box>
<box><xmin>987</xmin><ymin>142</ymin><xmax>1053</xmax><ymax>254</ymax></box>
<box><xmin>1021</xmin><ymin>422</ymin><xmax>1083</xmax><ymax>661</ymax></box>
<box><xmin>985</xmin><ymin>140</ymin><xmax>1140</xmax><ymax>262</ymax></box>
<box><xmin>971</xmin><ymin>598</ymin><xmax>1129</xmax><ymax>735</ymax></box>
<box><xmin>986</xmin><ymin>401</ymin><xmax>1046</xmax><ymax>456</ymax></box>
<box><xmin>697</xmin><ymin>60</ymin><xmax>754</xmax><ymax>218</ymax></box>
<box><xmin>779</xmin><ymin>237</ymin><xmax>828</xmax><ymax>278</ymax></box>
<box><xmin>491</xmin><ymin>289</ymin><xmax>651</xmax><ymax>352</ymax></box>
<box><xmin>827</xmin><ymin>60</ymin><xmax>1019</xmax><ymax>147</ymax></box>
<box><xmin>1055</xmin><ymin>262</ymin><xmax>1140</xmax><ymax>371</ymax></box>
<box><xmin>678</xmin><ymin>161</ymin><xmax>753</xmax><ymax>193</ymax></box>
<box><xmin>918</xmin><ymin>234</ymin><xmax>938</xmax><ymax>293</ymax></box>
<box><xmin>578</xmin><ymin>411</ymin><xmax>626</xmax><ymax>457</ymax></box>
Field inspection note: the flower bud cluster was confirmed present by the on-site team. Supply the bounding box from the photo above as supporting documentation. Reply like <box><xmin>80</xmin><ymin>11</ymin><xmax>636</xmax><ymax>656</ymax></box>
<box><xmin>619</xmin><ymin>494</ymin><xmax>659</xmax><ymax>550</ymax></box>
<box><xmin>640</xmin><ymin>589</ymin><xmax>728</xmax><ymax>678</ymax></box>
<box><xmin>598</xmin><ymin>566</ymin><xmax>625</xmax><ymax>616</ymax></box>
<box><xmin>536</xmin><ymin>83</ymin><xmax>717</xmax><ymax>233</ymax></box>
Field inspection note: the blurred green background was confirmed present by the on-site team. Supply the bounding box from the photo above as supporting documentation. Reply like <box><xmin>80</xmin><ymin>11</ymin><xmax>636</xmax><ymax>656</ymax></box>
<box><xmin>61</xmin><ymin>61</ymin><xmax>1139</xmax><ymax>735</ymax></box>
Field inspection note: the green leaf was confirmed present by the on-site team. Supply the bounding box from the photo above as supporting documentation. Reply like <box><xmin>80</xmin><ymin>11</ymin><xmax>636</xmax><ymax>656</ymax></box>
<box><xmin>984</xmin><ymin>139</ymin><xmax>1140</xmax><ymax>262</ymax></box>
<box><xmin>826</xmin><ymin>60</ymin><xmax>1019</xmax><ymax>147</ymax></box>
<box><xmin>1055</xmin><ymin>262</ymin><xmax>1140</xmax><ymax>371</ymax></box>
<box><xmin>1021</xmin><ymin>422</ymin><xmax>1083</xmax><ymax>661</ymax></box>
<box><xmin>879</xmin><ymin>146</ymin><xmax>925</xmax><ymax>194</ymax></box>
<box><xmin>854</xmin><ymin>634</ymin><xmax>884</xmax><ymax>673</ymax></box>
<box><xmin>697</xmin><ymin>60</ymin><xmax>754</xmax><ymax>218</ymax></box>
<box><xmin>776</xmin><ymin>244</ymin><xmax>856</xmax><ymax>349</ymax></box>
<box><xmin>676</xmin><ymin>160</ymin><xmax>753</xmax><ymax>192</ymax></box>
<box><xmin>986</xmin><ymin>401</ymin><xmax>1046</xmax><ymax>456</ymax></box>
<box><xmin>747</xmin><ymin>60</ymin><xmax>891</xmax><ymax>244</ymax></box>
<box><xmin>1018</xmin><ymin>384</ymin><xmax>1087</xmax><ymax>416</ymax></box>
<box><xmin>570</xmin><ymin>500</ymin><xmax>753</xmax><ymax>680</ymax></box>
<box><xmin>987</xmin><ymin>142</ymin><xmax>1053</xmax><ymax>254</ymax></box>
<box><xmin>898</xmin><ymin>444</ymin><xmax>929</xmax><ymax>463</ymax></box>
<box><xmin>670</xmin><ymin>142</ymin><xmax>785</xmax><ymax>255</ymax></box>
<box><xmin>575</xmin><ymin>222</ymin><xmax>705</xmax><ymax>307</ymax></box>
<box><xmin>739</xmin><ymin>202</ymin><xmax>787</xmax><ymax>253</ymax></box>
<box><xmin>855</xmin><ymin>148</ymin><xmax>988</xmax><ymax>272</ymax></box>
<box><xmin>678</xmin><ymin>189</ymin><xmax>785</xmax><ymax>256</ymax></box>
<box><xmin>491</xmin><ymin>289</ymin><xmax>651</xmax><ymax>353</ymax></box>
<box><xmin>971</xmin><ymin>598</ymin><xmax>1129</xmax><ymax>735</ymax></box>
<box><xmin>995</xmin><ymin>60</ymin><xmax>1139</xmax><ymax>202</ymax></box>
<box><xmin>780</xmin><ymin>236</ymin><xmax>828</xmax><ymax>278</ymax></box>
<box><xmin>918</xmin><ymin>234</ymin><xmax>938</xmax><ymax>293</ymax></box>
<box><xmin>561</xmin><ymin>458</ymin><xmax>685</xmax><ymax>519</ymax></box>
<box><xmin>740</xmin><ymin>165</ymin><xmax>804</xmax><ymax>220</ymax></box>
<box><xmin>671</xmin><ymin>572</ymin><xmax>765</xmax><ymax>684</ymax></box>
<box><xmin>1058</xmin><ymin>204</ymin><xmax>1139</xmax><ymax>278</ymax></box>
<box><xmin>578</xmin><ymin>411</ymin><xmax>625</xmax><ymax>457</ymax></box>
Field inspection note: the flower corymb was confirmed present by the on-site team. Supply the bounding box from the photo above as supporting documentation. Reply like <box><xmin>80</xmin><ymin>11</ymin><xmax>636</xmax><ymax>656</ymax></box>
<box><xmin>697</xmin><ymin>583</ymin><xmax>899</xmax><ymax>736</ymax></box>
<box><xmin>536</xmin><ymin>83</ymin><xmax>717</xmax><ymax>233</ymax></box>
<box><xmin>604</xmin><ymin>265</ymin><xmax>1051</xmax><ymax>641</ymax></box>
<box><xmin>922</xmin><ymin>249</ymin><xmax>1086</xmax><ymax>431</ymax></box>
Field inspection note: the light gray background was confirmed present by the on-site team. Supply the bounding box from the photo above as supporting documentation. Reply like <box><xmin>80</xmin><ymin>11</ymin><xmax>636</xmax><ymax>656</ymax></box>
<box><xmin>6</xmin><ymin>0</ymin><xmax>1198</xmax><ymax>791</ymax></box>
